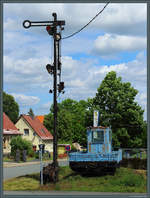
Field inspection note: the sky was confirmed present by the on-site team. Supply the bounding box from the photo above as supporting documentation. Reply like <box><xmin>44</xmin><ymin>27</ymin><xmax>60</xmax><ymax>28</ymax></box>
<box><xmin>3</xmin><ymin>3</ymin><xmax>147</xmax><ymax>120</ymax></box>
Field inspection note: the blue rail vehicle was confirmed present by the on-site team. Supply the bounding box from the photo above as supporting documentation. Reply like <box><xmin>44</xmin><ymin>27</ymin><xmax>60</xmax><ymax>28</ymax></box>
<box><xmin>69</xmin><ymin>126</ymin><xmax>122</xmax><ymax>175</ymax></box>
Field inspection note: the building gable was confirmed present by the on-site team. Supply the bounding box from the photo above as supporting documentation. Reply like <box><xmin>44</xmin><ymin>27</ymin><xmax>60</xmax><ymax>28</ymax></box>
<box><xmin>16</xmin><ymin>114</ymin><xmax>53</xmax><ymax>140</ymax></box>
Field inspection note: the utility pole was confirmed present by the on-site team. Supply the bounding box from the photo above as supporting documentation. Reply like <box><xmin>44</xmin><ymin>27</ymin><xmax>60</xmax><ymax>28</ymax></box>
<box><xmin>23</xmin><ymin>13</ymin><xmax>65</xmax><ymax>183</ymax></box>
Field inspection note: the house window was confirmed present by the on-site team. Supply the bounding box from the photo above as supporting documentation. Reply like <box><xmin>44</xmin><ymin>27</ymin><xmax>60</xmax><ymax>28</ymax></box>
<box><xmin>92</xmin><ymin>130</ymin><xmax>104</xmax><ymax>144</ymax></box>
<box><xmin>33</xmin><ymin>132</ymin><xmax>36</xmax><ymax>136</ymax></box>
<box><xmin>24</xmin><ymin>129</ymin><xmax>29</xmax><ymax>136</ymax></box>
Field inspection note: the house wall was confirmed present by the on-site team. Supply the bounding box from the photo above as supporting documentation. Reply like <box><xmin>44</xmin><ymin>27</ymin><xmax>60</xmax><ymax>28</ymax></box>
<box><xmin>58</xmin><ymin>145</ymin><xmax>66</xmax><ymax>154</ymax></box>
<box><xmin>15</xmin><ymin>117</ymin><xmax>53</xmax><ymax>152</ymax></box>
<box><xmin>3</xmin><ymin>135</ymin><xmax>11</xmax><ymax>153</ymax></box>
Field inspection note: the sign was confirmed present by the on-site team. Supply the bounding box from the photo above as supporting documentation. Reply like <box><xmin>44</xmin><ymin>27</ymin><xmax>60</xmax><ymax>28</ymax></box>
<box><xmin>93</xmin><ymin>110</ymin><xmax>99</xmax><ymax>127</ymax></box>
<box><xmin>65</xmin><ymin>145</ymin><xmax>71</xmax><ymax>151</ymax></box>
<box><xmin>39</xmin><ymin>144</ymin><xmax>45</xmax><ymax>154</ymax></box>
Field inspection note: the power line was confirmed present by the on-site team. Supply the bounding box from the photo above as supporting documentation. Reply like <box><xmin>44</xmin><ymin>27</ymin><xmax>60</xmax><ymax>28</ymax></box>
<box><xmin>62</xmin><ymin>2</ymin><xmax>110</xmax><ymax>40</ymax></box>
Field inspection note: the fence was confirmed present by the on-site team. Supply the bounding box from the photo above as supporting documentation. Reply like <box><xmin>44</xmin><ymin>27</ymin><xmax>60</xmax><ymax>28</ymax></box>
<box><xmin>114</xmin><ymin>148</ymin><xmax>147</xmax><ymax>159</ymax></box>
<box><xmin>113</xmin><ymin>148</ymin><xmax>147</xmax><ymax>169</ymax></box>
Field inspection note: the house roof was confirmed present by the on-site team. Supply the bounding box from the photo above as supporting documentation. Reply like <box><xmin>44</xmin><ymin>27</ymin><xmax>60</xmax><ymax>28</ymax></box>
<box><xmin>35</xmin><ymin>115</ymin><xmax>44</xmax><ymax>124</ymax></box>
<box><xmin>20</xmin><ymin>114</ymin><xmax>53</xmax><ymax>140</ymax></box>
<box><xmin>3</xmin><ymin>113</ymin><xmax>22</xmax><ymax>135</ymax></box>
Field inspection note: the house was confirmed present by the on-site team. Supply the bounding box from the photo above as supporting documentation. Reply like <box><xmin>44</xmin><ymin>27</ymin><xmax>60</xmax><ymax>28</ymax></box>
<box><xmin>35</xmin><ymin>115</ymin><xmax>44</xmax><ymax>124</ymax></box>
<box><xmin>15</xmin><ymin>114</ymin><xmax>53</xmax><ymax>153</ymax></box>
<box><xmin>3</xmin><ymin>112</ymin><xmax>22</xmax><ymax>154</ymax></box>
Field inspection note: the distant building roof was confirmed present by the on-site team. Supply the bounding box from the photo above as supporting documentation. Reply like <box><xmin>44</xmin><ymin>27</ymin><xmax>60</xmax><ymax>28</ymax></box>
<box><xmin>19</xmin><ymin>114</ymin><xmax>53</xmax><ymax>140</ymax></box>
<box><xmin>35</xmin><ymin>115</ymin><xmax>44</xmax><ymax>124</ymax></box>
<box><xmin>3</xmin><ymin>113</ymin><xmax>22</xmax><ymax>135</ymax></box>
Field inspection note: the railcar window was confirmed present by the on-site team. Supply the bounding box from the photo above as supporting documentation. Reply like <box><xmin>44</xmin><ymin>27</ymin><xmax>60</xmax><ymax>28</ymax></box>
<box><xmin>92</xmin><ymin>130</ymin><xmax>104</xmax><ymax>143</ymax></box>
<box><xmin>109</xmin><ymin>129</ymin><xmax>112</xmax><ymax>143</ymax></box>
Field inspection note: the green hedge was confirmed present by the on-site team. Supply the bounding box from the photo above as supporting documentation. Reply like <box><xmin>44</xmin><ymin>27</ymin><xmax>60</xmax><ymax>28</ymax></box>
<box><xmin>120</xmin><ymin>158</ymin><xmax>147</xmax><ymax>170</ymax></box>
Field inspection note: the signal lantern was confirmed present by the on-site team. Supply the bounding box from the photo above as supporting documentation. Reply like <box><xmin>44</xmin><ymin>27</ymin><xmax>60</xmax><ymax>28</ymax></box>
<box><xmin>46</xmin><ymin>25</ymin><xmax>54</xmax><ymax>35</ymax></box>
<box><xmin>58</xmin><ymin>82</ymin><xmax>64</xmax><ymax>93</ymax></box>
<box><xmin>46</xmin><ymin>64</ymin><xmax>54</xmax><ymax>74</ymax></box>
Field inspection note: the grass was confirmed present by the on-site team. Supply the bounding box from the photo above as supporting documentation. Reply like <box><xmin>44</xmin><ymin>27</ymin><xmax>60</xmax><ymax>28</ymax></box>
<box><xmin>3</xmin><ymin>156</ymin><xmax>37</xmax><ymax>163</ymax></box>
<box><xmin>3</xmin><ymin>153</ymin><xmax>52</xmax><ymax>163</ymax></box>
<box><xmin>4</xmin><ymin>166</ymin><xmax>147</xmax><ymax>193</ymax></box>
<box><xmin>3</xmin><ymin>156</ymin><xmax>14</xmax><ymax>162</ymax></box>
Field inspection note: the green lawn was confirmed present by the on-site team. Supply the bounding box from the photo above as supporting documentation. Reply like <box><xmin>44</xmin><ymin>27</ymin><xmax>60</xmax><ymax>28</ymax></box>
<box><xmin>4</xmin><ymin>166</ymin><xmax>147</xmax><ymax>193</ymax></box>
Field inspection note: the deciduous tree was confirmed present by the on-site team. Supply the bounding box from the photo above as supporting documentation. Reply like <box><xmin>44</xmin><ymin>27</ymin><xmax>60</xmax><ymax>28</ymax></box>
<box><xmin>93</xmin><ymin>71</ymin><xmax>145</xmax><ymax>148</ymax></box>
<box><xmin>3</xmin><ymin>92</ymin><xmax>19</xmax><ymax>123</ymax></box>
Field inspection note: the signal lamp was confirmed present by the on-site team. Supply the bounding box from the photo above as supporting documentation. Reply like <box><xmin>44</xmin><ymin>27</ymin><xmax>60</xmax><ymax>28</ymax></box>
<box><xmin>58</xmin><ymin>82</ymin><xmax>64</xmax><ymax>93</ymax></box>
<box><xmin>55</xmin><ymin>33</ymin><xmax>61</xmax><ymax>41</ymax></box>
<box><xmin>46</xmin><ymin>64</ymin><xmax>54</xmax><ymax>74</ymax></box>
<box><xmin>46</xmin><ymin>25</ymin><xmax>54</xmax><ymax>35</ymax></box>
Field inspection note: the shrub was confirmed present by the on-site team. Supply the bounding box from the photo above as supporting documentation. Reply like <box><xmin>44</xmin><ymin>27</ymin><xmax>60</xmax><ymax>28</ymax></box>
<box><xmin>28</xmin><ymin>149</ymin><xmax>35</xmax><ymax>158</ymax></box>
<box><xmin>10</xmin><ymin>136</ymin><xmax>33</xmax><ymax>158</ymax></box>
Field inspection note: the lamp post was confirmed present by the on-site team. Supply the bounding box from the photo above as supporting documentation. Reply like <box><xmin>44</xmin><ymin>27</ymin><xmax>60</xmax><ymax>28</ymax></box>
<box><xmin>23</xmin><ymin>13</ymin><xmax>65</xmax><ymax>183</ymax></box>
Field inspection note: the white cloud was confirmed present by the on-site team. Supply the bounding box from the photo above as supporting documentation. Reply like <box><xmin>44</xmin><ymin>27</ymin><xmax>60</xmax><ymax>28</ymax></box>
<box><xmin>3</xmin><ymin>3</ymin><xmax>146</xmax><ymax>61</ymax></box>
<box><xmin>99</xmin><ymin>3</ymin><xmax>146</xmax><ymax>36</ymax></box>
<box><xmin>3</xmin><ymin>3</ymin><xmax>147</xmax><ymax>119</ymax></box>
<box><xmin>4</xmin><ymin>3</ymin><xmax>146</xmax><ymax>36</ymax></box>
<box><xmin>3</xmin><ymin>55</ymin><xmax>53</xmax><ymax>91</ymax></box>
<box><xmin>93</xmin><ymin>34</ymin><xmax>146</xmax><ymax>56</ymax></box>
<box><xmin>93</xmin><ymin>63</ymin><xmax>128</xmax><ymax>75</ymax></box>
<box><xmin>11</xmin><ymin>93</ymin><xmax>40</xmax><ymax>106</ymax></box>
<box><xmin>4</xmin><ymin>52</ymin><xmax>146</xmax><ymax>101</ymax></box>
<box><xmin>3</xmin><ymin>52</ymin><xmax>147</xmax><ymax>119</ymax></box>
<box><xmin>34</xmin><ymin>101</ymin><xmax>52</xmax><ymax>115</ymax></box>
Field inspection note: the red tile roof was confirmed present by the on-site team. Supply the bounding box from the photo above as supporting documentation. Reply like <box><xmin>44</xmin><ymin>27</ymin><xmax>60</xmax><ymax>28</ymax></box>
<box><xmin>21</xmin><ymin>114</ymin><xmax>53</xmax><ymax>140</ymax></box>
<box><xmin>35</xmin><ymin>115</ymin><xmax>44</xmax><ymax>124</ymax></box>
<box><xmin>3</xmin><ymin>113</ymin><xmax>22</xmax><ymax>135</ymax></box>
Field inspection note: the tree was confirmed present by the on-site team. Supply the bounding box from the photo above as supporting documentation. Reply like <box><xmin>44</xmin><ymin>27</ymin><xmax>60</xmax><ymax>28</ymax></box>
<box><xmin>93</xmin><ymin>71</ymin><xmax>145</xmax><ymax>148</ymax></box>
<box><xmin>44</xmin><ymin>98</ymin><xmax>89</xmax><ymax>146</ymax></box>
<box><xmin>28</xmin><ymin>108</ymin><xmax>35</xmax><ymax>118</ymax></box>
<box><xmin>3</xmin><ymin>91</ymin><xmax>19</xmax><ymax>123</ymax></box>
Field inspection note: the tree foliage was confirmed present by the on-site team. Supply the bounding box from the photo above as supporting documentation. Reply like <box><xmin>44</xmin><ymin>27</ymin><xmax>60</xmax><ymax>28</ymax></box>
<box><xmin>3</xmin><ymin>91</ymin><xmax>19</xmax><ymax>123</ymax></box>
<box><xmin>44</xmin><ymin>71</ymin><xmax>146</xmax><ymax>148</ymax></box>
<box><xmin>28</xmin><ymin>108</ymin><xmax>35</xmax><ymax>118</ymax></box>
<box><xmin>93</xmin><ymin>71</ymin><xmax>145</xmax><ymax>148</ymax></box>
<box><xmin>44</xmin><ymin>98</ymin><xmax>92</xmax><ymax>146</ymax></box>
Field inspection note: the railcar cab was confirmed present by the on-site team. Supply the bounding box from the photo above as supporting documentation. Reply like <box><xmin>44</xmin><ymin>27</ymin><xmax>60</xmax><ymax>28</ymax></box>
<box><xmin>87</xmin><ymin>126</ymin><xmax>112</xmax><ymax>154</ymax></box>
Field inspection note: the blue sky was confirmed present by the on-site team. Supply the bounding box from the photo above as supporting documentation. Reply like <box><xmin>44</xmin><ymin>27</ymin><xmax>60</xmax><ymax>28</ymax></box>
<box><xmin>3</xmin><ymin>3</ymin><xmax>147</xmax><ymax>120</ymax></box>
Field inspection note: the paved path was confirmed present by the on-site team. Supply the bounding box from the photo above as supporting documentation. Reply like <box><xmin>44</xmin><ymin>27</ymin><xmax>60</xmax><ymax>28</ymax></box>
<box><xmin>3</xmin><ymin>191</ymin><xmax>147</xmax><ymax>197</ymax></box>
<box><xmin>3</xmin><ymin>158</ymin><xmax>68</xmax><ymax>168</ymax></box>
<box><xmin>3</xmin><ymin>159</ymin><xmax>69</xmax><ymax>181</ymax></box>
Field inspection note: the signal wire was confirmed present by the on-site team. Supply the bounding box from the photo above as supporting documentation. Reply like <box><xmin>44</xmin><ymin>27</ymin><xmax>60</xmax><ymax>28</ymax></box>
<box><xmin>62</xmin><ymin>2</ymin><xmax>110</xmax><ymax>40</ymax></box>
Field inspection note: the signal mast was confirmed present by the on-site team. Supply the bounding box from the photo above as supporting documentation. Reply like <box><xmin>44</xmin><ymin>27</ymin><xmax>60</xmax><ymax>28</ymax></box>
<box><xmin>23</xmin><ymin>13</ymin><xmax>65</xmax><ymax>182</ymax></box>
